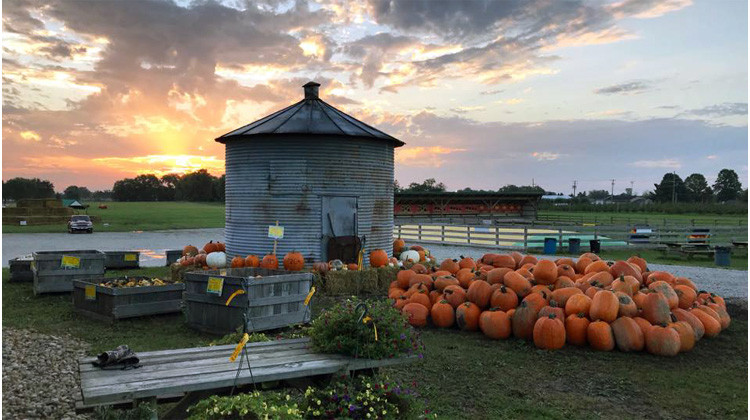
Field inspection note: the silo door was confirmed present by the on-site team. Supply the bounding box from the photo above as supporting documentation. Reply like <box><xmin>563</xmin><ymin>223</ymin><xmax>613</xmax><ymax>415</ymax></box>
<box><xmin>322</xmin><ymin>196</ymin><xmax>358</xmax><ymax>262</ymax></box>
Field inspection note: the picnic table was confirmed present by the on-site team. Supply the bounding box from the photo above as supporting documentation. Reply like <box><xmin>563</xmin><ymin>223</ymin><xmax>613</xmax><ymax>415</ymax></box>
<box><xmin>659</xmin><ymin>242</ymin><xmax>715</xmax><ymax>260</ymax></box>
<box><xmin>77</xmin><ymin>337</ymin><xmax>416</xmax><ymax>419</ymax></box>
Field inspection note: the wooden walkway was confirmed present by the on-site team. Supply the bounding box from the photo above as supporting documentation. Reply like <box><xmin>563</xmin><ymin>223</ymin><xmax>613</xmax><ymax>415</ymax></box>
<box><xmin>78</xmin><ymin>337</ymin><xmax>415</xmax><ymax>415</ymax></box>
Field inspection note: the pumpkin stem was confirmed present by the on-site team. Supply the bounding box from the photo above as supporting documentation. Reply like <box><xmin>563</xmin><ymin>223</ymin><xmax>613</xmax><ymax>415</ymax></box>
<box><xmin>670</xmin><ymin>313</ymin><xmax>677</xmax><ymax>322</ymax></box>
<box><xmin>548</xmin><ymin>313</ymin><xmax>556</xmax><ymax>319</ymax></box>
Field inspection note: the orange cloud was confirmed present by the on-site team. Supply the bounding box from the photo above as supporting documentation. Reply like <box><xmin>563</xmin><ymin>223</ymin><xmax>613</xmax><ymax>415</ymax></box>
<box><xmin>396</xmin><ymin>146</ymin><xmax>466</xmax><ymax>168</ymax></box>
<box><xmin>91</xmin><ymin>155</ymin><xmax>225</xmax><ymax>177</ymax></box>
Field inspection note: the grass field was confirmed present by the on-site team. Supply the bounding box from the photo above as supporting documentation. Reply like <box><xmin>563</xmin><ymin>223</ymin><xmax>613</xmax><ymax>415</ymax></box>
<box><xmin>3</xmin><ymin>202</ymin><xmax>225</xmax><ymax>233</ymax></box>
<box><xmin>3</xmin><ymin>267</ymin><xmax>747</xmax><ymax>419</ymax></box>
<box><xmin>539</xmin><ymin>210</ymin><xmax>747</xmax><ymax>226</ymax></box>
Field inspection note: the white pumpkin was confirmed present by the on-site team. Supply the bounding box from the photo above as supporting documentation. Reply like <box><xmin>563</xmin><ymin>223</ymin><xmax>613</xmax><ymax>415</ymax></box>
<box><xmin>206</xmin><ymin>252</ymin><xmax>227</xmax><ymax>268</ymax></box>
<box><xmin>329</xmin><ymin>259</ymin><xmax>344</xmax><ymax>271</ymax></box>
<box><xmin>399</xmin><ymin>250</ymin><xmax>420</xmax><ymax>263</ymax></box>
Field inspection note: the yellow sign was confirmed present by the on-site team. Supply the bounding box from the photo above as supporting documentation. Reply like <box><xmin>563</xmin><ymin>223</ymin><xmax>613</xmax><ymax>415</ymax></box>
<box><xmin>229</xmin><ymin>333</ymin><xmax>250</xmax><ymax>362</ymax></box>
<box><xmin>124</xmin><ymin>254</ymin><xmax>137</xmax><ymax>262</ymax></box>
<box><xmin>61</xmin><ymin>255</ymin><xmax>80</xmax><ymax>269</ymax></box>
<box><xmin>304</xmin><ymin>286</ymin><xmax>316</xmax><ymax>306</ymax></box>
<box><xmin>207</xmin><ymin>277</ymin><xmax>224</xmax><ymax>296</ymax></box>
<box><xmin>268</xmin><ymin>225</ymin><xmax>284</xmax><ymax>239</ymax></box>
<box><xmin>85</xmin><ymin>284</ymin><xmax>96</xmax><ymax>300</ymax></box>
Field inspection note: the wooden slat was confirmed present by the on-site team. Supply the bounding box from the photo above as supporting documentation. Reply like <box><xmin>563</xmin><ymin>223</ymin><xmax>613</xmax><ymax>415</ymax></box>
<box><xmin>79</xmin><ymin>338</ymin><xmax>310</xmax><ymax>367</ymax></box>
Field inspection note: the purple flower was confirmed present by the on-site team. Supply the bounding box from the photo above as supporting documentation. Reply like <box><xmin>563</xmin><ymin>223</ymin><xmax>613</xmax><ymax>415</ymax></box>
<box><xmin>400</xmin><ymin>333</ymin><xmax>406</xmax><ymax>340</ymax></box>
<box><xmin>418</xmin><ymin>353</ymin><xmax>424</xmax><ymax>359</ymax></box>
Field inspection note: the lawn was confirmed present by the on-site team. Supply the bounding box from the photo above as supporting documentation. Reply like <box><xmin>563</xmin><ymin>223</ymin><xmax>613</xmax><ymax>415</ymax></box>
<box><xmin>539</xmin><ymin>210</ymin><xmax>747</xmax><ymax>226</ymax></box>
<box><xmin>3</xmin><ymin>201</ymin><xmax>225</xmax><ymax>233</ymax></box>
<box><xmin>3</xmin><ymin>267</ymin><xmax>747</xmax><ymax>419</ymax></box>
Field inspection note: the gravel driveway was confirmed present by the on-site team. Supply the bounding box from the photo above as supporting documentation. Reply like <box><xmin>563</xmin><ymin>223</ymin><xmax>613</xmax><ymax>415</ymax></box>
<box><xmin>425</xmin><ymin>244</ymin><xmax>748</xmax><ymax>299</ymax></box>
<box><xmin>2</xmin><ymin>328</ymin><xmax>91</xmax><ymax>419</ymax></box>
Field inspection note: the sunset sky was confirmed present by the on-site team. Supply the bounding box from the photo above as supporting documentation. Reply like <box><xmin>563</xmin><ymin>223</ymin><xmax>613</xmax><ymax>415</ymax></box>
<box><xmin>2</xmin><ymin>0</ymin><xmax>748</xmax><ymax>194</ymax></box>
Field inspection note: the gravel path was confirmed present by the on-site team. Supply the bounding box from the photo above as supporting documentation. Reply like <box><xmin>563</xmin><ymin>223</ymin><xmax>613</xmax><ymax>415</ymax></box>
<box><xmin>425</xmin><ymin>244</ymin><xmax>748</xmax><ymax>299</ymax></box>
<box><xmin>3</xmin><ymin>328</ymin><xmax>91</xmax><ymax>419</ymax></box>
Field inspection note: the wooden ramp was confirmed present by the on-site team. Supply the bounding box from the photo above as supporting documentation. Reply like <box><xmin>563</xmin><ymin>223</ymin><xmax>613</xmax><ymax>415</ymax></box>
<box><xmin>78</xmin><ymin>337</ymin><xmax>416</xmax><ymax>416</ymax></box>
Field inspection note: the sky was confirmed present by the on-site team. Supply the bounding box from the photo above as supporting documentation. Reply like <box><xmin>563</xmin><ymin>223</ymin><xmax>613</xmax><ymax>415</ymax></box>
<box><xmin>2</xmin><ymin>0</ymin><xmax>748</xmax><ymax>195</ymax></box>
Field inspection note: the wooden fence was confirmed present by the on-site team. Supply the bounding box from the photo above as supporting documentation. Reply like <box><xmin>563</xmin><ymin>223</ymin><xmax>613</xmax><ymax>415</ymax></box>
<box><xmin>536</xmin><ymin>214</ymin><xmax>746</xmax><ymax>227</ymax></box>
<box><xmin>393</xmin><ymin>223</ymin><xmax>745</xmax><ymax>252</ymax></box>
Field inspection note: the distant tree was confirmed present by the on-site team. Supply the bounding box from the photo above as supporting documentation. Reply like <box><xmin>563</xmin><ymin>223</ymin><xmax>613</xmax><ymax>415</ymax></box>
<box><xmin>63</xmin><ymin>185</ymin><xmax>92</xmax><ymax>201</ymax></box>
<box><xmin>587</xmin><ymin>190</ymin><xmax>610</xmax><ymax>200</ymax></box>
<box><xmin>91</xmin><ymin>190</ymin><xmax>113</xmax><ymax>201</ymax></box>
<box><xmin>159</xmin><ymin>173</ymin><xmax>180</xmax><ymax>201</ymax></box>
<box><xmin>112</xmin><ymin>174</ymin><xmax>162</xmax><ymax>201</ymax></box>
<box><xmin>403</xmin><ymin>178</ymin><xmax>446</xmax><ymax>192</ymax></box>
<box><xmin>713</xmin><ymin>169</ymin><xmax>742</xmax><ymax>202</ymax></box>
<box><xmin>498</xmin><ymin>184</ymin><xmax>545</xmax><ymax>194</ymax></box>
<box><xmin>176</xmin><ymin>169</ymin><xmax>216</xmax><ymax>201</ymax></box>
<box><xmin>741</xmin><ymin>189</ymin><xmax>749</xmax><ymax>203</ymax></box>
<box><xmin>684</xmin><ymin>173</ymin><xmax>712</xmax><ymax>203</ymax></box>
<box><xmin>213</xmin><ymin>174</ymin><xmax>225</xmax><ymax>202</ymax></box>
<box><xmin>2</xmin><ymin>177</ymin><xmax>55</xmax><ymax>201</ymax></box>
<box><xmin>625</xmin><ymin>188</ymin><xmax>633</xmax><ymax>196</ymax></box>
<box><xmin>653</xmin><ymin>173</ymin><xmax>688</xmax><ymax>202</ymax></box>
<box><xmin>393</xmin><ymin>180</ymin><xmax>401</xmax><ymax>192</ymax></box>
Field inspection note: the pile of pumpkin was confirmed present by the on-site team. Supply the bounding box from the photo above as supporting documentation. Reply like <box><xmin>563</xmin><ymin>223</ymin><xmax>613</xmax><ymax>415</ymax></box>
<box><xmin>178</xmin><ymin>242</ymin><xmax>306</xmax><ymax>271</ymax></box>
<box><xmin>389</xmin><ymin>251</ymin><xmax>731</xmax><ymax>356</ymax></box>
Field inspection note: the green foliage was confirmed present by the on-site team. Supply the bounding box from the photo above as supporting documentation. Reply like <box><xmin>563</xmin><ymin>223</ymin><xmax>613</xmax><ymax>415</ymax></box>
<box><xmin>653</xmin><ymin>172</ymin><xmax>689</xmax><ymax>202</ymax></box>
<box><xmin>309</xmin><ymin>298</ymin><xmax>423</xmax><ymax>360</ymax></box>
<box><xmin>111</xmin><ymin>170</ymin><xmax>224</xmax><ymax>202</ymax></box>
<box><xmin>300</xmin><ymin>375</ymin><xmax>435</xmax><ymax>419</ymax></box>
<box><xmin>714</xmin><ymin>168</ymin><xmax>743</xmax><ymax>202</ymax></box>
<box><xmin>684</xmin><ymin>173</ymin><xmax>712</xmax><ymax>202</ymax></box>
<box><xmin>2</xmin><ymin>177</ymin><xmax>56</xmax><ymax>201</ymax></box>
<box><xmin>187</xmin><ymin>391</ymin><xmax>302</xmax><ymax>420</ymax></box>
<box><xmin>93</xmin><ymin>401</ymin><xmax>155</xmax><ymax>420</ymax></box>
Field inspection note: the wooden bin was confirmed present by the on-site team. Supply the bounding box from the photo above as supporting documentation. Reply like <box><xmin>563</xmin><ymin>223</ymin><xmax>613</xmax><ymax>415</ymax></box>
<box><xmin>72</xmin><ymin>279</ymin><xmax>185</xmax><ymax>321</ymax></box>
<box><xmin>9</xmin><ymin>257</ymin><xmax>34</xmax><ymax>282</ymax></box>
<box><xmin>32</xmin><ymin>250</ymin><xmax>106</xmax><ymax>295</ymax></box>
<box><xmin>165</xmin><ymin>250</ymin><xmax>182</xmax><ymax>266</ymax></box>
<box><xmin>104</xmin><ymin>251</ymin><xmax>140</xmax><ymax>269</ymax></box>
<box><xmin>183</xmin><ymin>268</ymin><xmax>313</xmax><ymax>335</ymax></box>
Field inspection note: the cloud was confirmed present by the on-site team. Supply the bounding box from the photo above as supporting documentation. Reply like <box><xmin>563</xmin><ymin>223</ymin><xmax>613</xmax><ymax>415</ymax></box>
<box><xmin>706</xmin><ymin>155</ymin><xmax>717</xmax><ymax>160</ymax></box>
<box><xmin>395</xmin><ymin>146</ymin><xmax>466</xmax><ymax>168</ymax></box>
<box><xmin>480</xmin><ymin>89</ymin><xmax>504</xmax><ymax>95</ymax></box>
<box><xmin>682</xmin><ymin>103</ymin><xmax>748</xmax><ymax>118</ymax></box>
<box><xmin>609</xmin><ymin>0</ymin><xmax>692</xmax><ymax>19</ymax></box>
<box><xmin>594</xmin><ymin>80</ymin><xmax>652</xmax><ymax>95</ymax></box>
<box><xmin>450</xmin><ymin>106</ymin><xmax>485</xmax><ymax>114</ymax></box>
<box><xmin>531</xmin><ymin>152</ymin><xmax>562</xmax><ymax>161</ymax></box>
<box><xmin>631</xmin><ymin>159</ymin><xmax>682</xmax><ymax>169</ymax></box>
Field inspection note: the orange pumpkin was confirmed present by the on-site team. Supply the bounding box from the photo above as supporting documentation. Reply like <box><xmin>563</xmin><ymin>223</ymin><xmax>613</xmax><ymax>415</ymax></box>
<box><xmin>456</xmin><ymin>302</ymin><xmax>481</xmax><ymax>331</ymax></box>
<box><xmin>393</xmin><ymin>238</ymin><xmax>406</xmax><ymax>254</ymax></box>
<box><xmin>616</xmin><ymin>292</ymin><xmax>638</xmax><ymax>317</ymax></box>
<box><xmin>503</xmin><ymin>271</ymin><xmax>532</xmax><ymax>298</ymax></box>
<box><xmin>479</xmin><ymin>308</ymin><xmax>512</xmax><ymax>339</ymax></box>
<box><xmin>587</xmin><ymin>320</ymin><xmax>615</xmax><ymax>351</ymax></box>
<box><xmin>486</xmin><ymin>267</ymin><xmax>512</xmax><ymax>285</ymax></box>
<box><xmin>550</xmin><ymin>288</ymin><xmax>582</xmax><ymax>308</ymax></box>
<box><xmin>230</xmin><ymin>256</ymin><xmax>245</xmax><ymax>268</ymax></box>
<box><xmin>672</xmin><ymin>308</ymin><xmax>705</xmax><ymax>341</ymax></box>
<box><xmin>490</xmin><ymin>286</ymin><xmax>518</xmax><ymax>311</ymax></box>
<box><xmin>409</xmin><ymin>292</ymin><xmax>432</xmax><ymax>311</ymax></box>
<box><xmin>443</xmin><ymin>285</ymin><xmax>467</xmax><ymax>309</ymax></box>
<box><xmin>642</xmin><ymin>292</ymin><xmax>672</xmax><ymax>325</ymax></box>
<box><xmin>511</xmin><ymin>300</ymin><xmax>541</xmax><ymax>340</ymax></box>
<box><xmin>402</xmin><ymin>303</ymin><xmax>428</xmax><ymax>327</ymax></box>
<box><xmin>458</xmin><ymin>255</ymin><xmax>476</xmax><ymax>270</ymax></box>
<box><xmin>565</xmin><ymin>313</ymin><xmax>590</xmax><ymax>346</ymax></box>
<box><xmin>533</xmin><ymin>260</ymin><xmax>558</xmax><ymax>285</ymax></box>
<box><xmin>439</xmin><ymin>258</ymin><xmax>461</xmax><ymax>274</ymax></box>
<box><xmin>282</xmin><ymin>251</ymin><xmax>304</xmax><ymax>271</ymax></box>
<box><xmin>645</xmin><ymin>323</ymin><xmax>681</xmax><ymax>356</ymax></box>
<box><xmin>369</xmin><ymin>249</ymin><xmax>389</xmax><ymax>268</ymax></box>
<box><xmin>260</xmin><ymin>254</ymin><xmax>279</xmax><ymax>270</ymax></box>
<box><xmin>689</xmin><ymin>307</ymin><xmax>721</xmax><ymax>338</ymax></box>
<box><xmin>533</xmin><ymin>314</ymin><xmax>566</xmax><ymax>350</ymax></box>
<box><xmin>430</xmin><ymin>300</ymin><xmax>455</xmax><ymax>328</ymax></box>
<box><xmin>434</xmin><ymin>275</ymin><xmax>459</xmax><ymax>292</ymax></box>
<box><xmin>203</xmin><ymin>240</ymin><xmax>220</xmax><ymax>254</ymax></box>
<box><xmin>669</xmin><ymin>315</ymin><xmax>695</xmax><ymax>352</ymax></box>
<box><xmin>565</xmin><ymin>294</ymin><xmax>592</xmax><ymax>317</ymax></box>
<box><xmin>182</xmin><ymin>245</ymin><xmax>199</xmax><ymax>257</ymax></box>
<box><xmin>611</xmin><ymin>316</ymin><xmax>644</xmax><ymax>352</ymax></box>
<box><xmin>589</xmin><ymin>290</ymin><xmax>619</xmax><ymax>323</ymax></box>
<box><xmin>467</xmin><ymin>280</ymin><xmax>493</xmax><ymax>309</ymax></box>
<box><xmin>244</xmin><ymin>254</ymin><xmax>260</xmax><ymax>268</ymax></box>
<box><xmin>648</xmin><ymin>281</ymin><xmax>679</xmax><ymax>309</ymax></box>
<box><xmin>396</xmin><ymin>269</ymin><xmax>414</xmax><ymax>289</ymax></box>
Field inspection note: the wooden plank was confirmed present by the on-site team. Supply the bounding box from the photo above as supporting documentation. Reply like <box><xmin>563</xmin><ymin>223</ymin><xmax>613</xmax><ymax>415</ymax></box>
<box><xmin>78</xmin><ymin>338</ymin><xmax>310</xmax><ymax>366</ymax></box>
<box><xmin>81</xmin><ymin>348</ymin><xmax>318</xmax><ymax>386</ymax></box>
<box><xmin>112</xmin><ymin>300</ymin><xmax>182</xmax><ymax>319</ymax></box>
<box><xmin>83</xmin><ymin>355</ymin><xmax>413</xmax><ymax>406</ymax></box>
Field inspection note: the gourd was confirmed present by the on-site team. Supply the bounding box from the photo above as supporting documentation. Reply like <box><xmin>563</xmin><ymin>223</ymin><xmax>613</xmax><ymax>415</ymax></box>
<box><xmin>329</xmin><ymin>259</ymin><xmax>344</xmax><ymax>271</ymax></box>
<box><xmin>206</xmin><ymin>252</ymin><xmax>227</xmax><ymax>268</ymax></box>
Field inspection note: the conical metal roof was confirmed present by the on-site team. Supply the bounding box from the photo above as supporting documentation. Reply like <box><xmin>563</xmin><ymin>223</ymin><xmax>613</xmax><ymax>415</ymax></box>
<box><xmin>215</xmin><ymin>82</ymin><xmax>404</xmax><ymax>146</ymax></box>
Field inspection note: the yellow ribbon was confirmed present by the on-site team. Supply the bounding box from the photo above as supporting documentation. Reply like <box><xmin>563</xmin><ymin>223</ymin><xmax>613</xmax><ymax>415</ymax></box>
<box><xmin>229</xmin><ymin>333</ymin><xmax>249</xmax><ymax>362</ymax></box>
<box><xmin>225</xmin><ymin>289</ymin><xmax>246</xmax><ymax>306</ymax></box>
<box><xmin>362</xmin><ymin>316</ymin><xmax>378</xmax><ymax>341</ymax></box>
<box><xmin>304</xmin><ymin>286</ymin><xmax>316</xmax><ymax>306</ymax></box>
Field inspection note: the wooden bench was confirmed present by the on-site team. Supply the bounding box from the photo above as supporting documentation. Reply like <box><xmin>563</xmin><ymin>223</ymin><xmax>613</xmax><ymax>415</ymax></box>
<box><xmin>659</xmin><ymin>242</ymin><xmax>714</xmax><ymax>260</ymax></box>
<box><xmin>77</xmin><ymin>337</ymin><xmax>416</xmax><ymax>418</ymax></box>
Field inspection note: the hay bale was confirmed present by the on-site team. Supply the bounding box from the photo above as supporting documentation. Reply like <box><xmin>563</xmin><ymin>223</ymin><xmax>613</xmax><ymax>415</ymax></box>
<box><xmin>375</xmin><ymin>266</ymin><xmax>399</xmax><ymax>292</ymax></box>
<box><xmin>324</xmin><ymin>269</ymin><xmax>379</xmax><ymax>296</ymax></box>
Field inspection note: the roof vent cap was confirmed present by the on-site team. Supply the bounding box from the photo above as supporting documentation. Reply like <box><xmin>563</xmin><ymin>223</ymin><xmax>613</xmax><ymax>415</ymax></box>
<box><xmin>303</xmin><ymin>81</ymin><xmax>320</xmax><ymax>99</ymax></box>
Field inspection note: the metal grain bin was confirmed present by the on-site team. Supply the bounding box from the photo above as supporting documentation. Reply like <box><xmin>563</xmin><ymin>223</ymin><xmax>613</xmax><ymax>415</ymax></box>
<box><xmin>104</xmin><ymin>251</ymin><xmax>140</xmax><ymax>269</ymax></box>
<box><xmin>9</xmin><ymin>256</ymin><xmax>34</xmax><ymax>282</ymax></box>
<box><xmin>32</xmin><ymin>250</ymin><xmax>105</xmax><ymax>294</ymax></box>
<box><xmin>72</xmin><ymin>279</ymin><xmax>184</xmax><ymax>321</ymax></box>
<box><xmin>183</xmin><ymin>268</ymin><xmax>313</xmax><ymax>335</ymax></box>
<box><xmin>216</xmin><ymin>82</ymin><xmax>404</xmax><ymax>266</ymax></box>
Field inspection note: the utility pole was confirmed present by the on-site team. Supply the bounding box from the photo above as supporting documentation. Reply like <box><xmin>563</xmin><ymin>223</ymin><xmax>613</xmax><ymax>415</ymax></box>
<box><xmin>610</xmin><ymin>179</ymin><xmax>615</xmax><ymax>197</ymax></box>
<box><xmin>531</xmin><ymin>178</ymin><xmax>535</xmax><ymax>188</ymax></box>
<box><xmin>572</xmin><ymin>180</ymin><xmax>577</xmax><ymax>197</ymax></box>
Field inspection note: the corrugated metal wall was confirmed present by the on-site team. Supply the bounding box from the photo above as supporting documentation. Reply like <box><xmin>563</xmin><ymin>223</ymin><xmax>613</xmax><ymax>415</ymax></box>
<box><xmin>225</xmin><ymin>136</ymin><xmax>394</xmax><ymax>265</ymax></box>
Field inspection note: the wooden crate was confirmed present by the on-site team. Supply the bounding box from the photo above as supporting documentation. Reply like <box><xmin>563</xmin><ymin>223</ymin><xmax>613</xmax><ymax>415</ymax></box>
<box><xmin>165</xmin><ymin>250</ymin><xmax>182</xmax><ymax>266</ymax></box>
<box><xmin>183</xmin><ymin>268</ymin><xmax>313</xmax><ymax>335</ymax></box>
<box><xmin>32</xmin><ymin>250</ymin><xmax>106</xmax><ymax>295</ymax></box>
<box><xmin>72</xmin><ymin>279</ymin><xmax>185</xmax><ymax>321</ymax></box>
<box><xmin>104</xmin><ymin>251</ymin><xmax>140</xmax><ymax>269</ymax></box>
<box><xmin>9</xmin><ymin>257</ymin><xmax>34</xmax><ymax>282</ymax></box>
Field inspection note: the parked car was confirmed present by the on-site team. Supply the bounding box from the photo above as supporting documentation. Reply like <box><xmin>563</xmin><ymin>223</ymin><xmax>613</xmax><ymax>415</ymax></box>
<box><xmin>68</xmin><ymin>215</ymin><xmax>93</xmax><ymax>233</ymax></box>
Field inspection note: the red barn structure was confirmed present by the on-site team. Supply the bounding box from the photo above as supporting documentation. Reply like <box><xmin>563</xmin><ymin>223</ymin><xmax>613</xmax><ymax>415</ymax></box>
<box><xmin>394</xmin><ymin>191</ymin><xmax>543</xmax><ymax>225</ymax></box>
